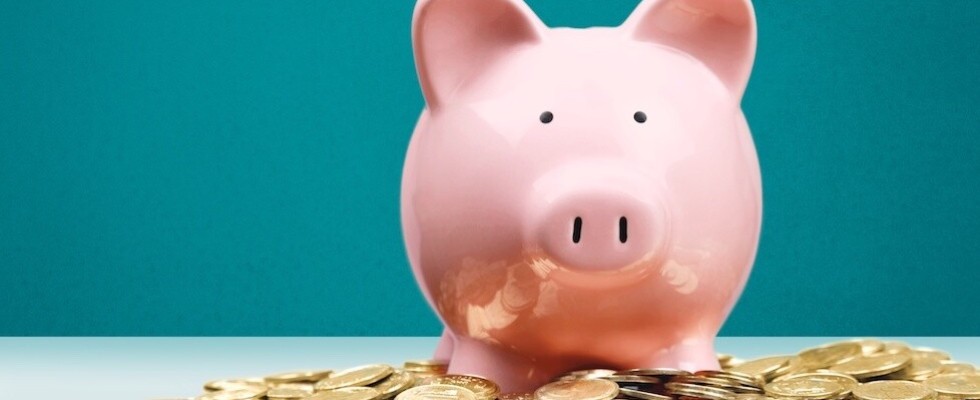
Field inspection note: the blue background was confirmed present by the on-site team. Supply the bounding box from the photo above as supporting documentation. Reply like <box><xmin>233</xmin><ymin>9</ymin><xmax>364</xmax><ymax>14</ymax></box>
<box><xmin>1</xmin><ymin>0</ymin><xmax>978</xmax><ymax>336</ymax></box>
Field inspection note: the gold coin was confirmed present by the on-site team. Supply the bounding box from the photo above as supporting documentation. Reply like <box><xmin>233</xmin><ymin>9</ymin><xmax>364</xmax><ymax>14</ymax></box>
<box><xmin>911</xmin><ymin>347</ymin><xmax>952</xmax><ymax>361</ymax></box>
<box><xmin>267</xmin><ymin>387</ymin><xmax>312</xmax><ymax>399</ymax></box>
<box><xmin>924</xmin><ymin>373</ymin><xmax>980</xmax><ymax>399</ymax></box>
<box><xmin>617</xmin><ymin>368</ymin><xmax>689</xmax><ymax>378</ymax></box>
<box><xmin>198</xmin><ymin>388</ymin><xmax>267</xmax><ymax>400</ymax></box>
<box><xmin>600</xmin><ymin>374</ymin><xmax>661</xmax><ymax>384</ymax></box>
<box><xmin>310</xmin><ymin>387</ymin><xmax>382</xmax><ymax>400</ymax></box>
<box><xmin>498</xmin><ymin>393</ymin><xmax>534</xmax><ymax>400</ymax></box>
<box><xmin>665</xmin><ymin>382</ymin><xmax>736</xmax><ymax>400</ymax></box>
<box><xmin>940</xmin><ymin>361</ymin><xmax>977</xmax><ymax>374</ymax></box>
<box><xmin>534</xmin><ymin>379</ymin><xmax>619</xmax><ymax>400</ymax></box>
<box><xmin>724</xmin><ymin>358</ymin><xmax>746</xmax><ymax>368</ymax></box>
<box><xmin>272</xmin><ymin>383</ymin><xmax>315</xmax><ymax>393</ymax></box>
<box><xmin>798</xmin><ymin>342</ymin><xmax>862</xmax><ymax>369</ymax></box>
<box><xmin>890</xmin><ymin>357</ymin><xmax>944</xmax><ymax>381</ymax></box>
<box><xmin>674</xmin><ymin>374</ymin><xmax>762</xmax><ymax>394</ymax></box>
<box><xmin>771</xmin><ymin>356</ymin><xmax>808</xmax><ymax>379</ymax></box>
<box><xmin>729</xmin><ymin>355</ymin><xmax>794</xmax><ymax>381</ymax></box>
<box><xmin>852</xmin><ymin>381</ymin><xmax>937</xmax><ymax>400</ymax></box>
<box><xmin>829</xmin><ymin>353</ymin><xmax>911</xmax><ymax>379</ymax></box>
<box><xmin>396</xmin><ymin>384</ymin><xmax>478</xmax><ymax>400</ymax></box>
<box><xmin>733</xmin><ymin>395</ymin><xmax>767</xmax><ymax>400</ymax></box>
<box><xmin>617</xmin><ymin>388</ymin><xmax>672</xmax><ymax>400</ymax></box>
<box><xmin>695</xmin><ymin>370</ymin><xmax>764</xmax><ymax>388</ymax></box>
<box><xmin>204</xmin><ymin>378</ymin><xmax>267</xmax><ymax>392</ymax></box>
<box><xmin>561</xmin><ymin>369</ymin><xmax>617</xmax><ymax>380</ymax></box>
<box><xmin>404</xmin><ymin>360</ymin><xmax>449</xmax><ymax>373</ymax></box>
<box><xmin>882</xmin><ymin>341</ymin><xmax>912</xmax><ymax>355</ymax></box>
<box><xmin>372</xmin><ymin>370</ymin><xmax>416</xmax><ymax>399</ymax></box>
<box><xmin>411</xmin><ymin>372</ymin><xmax>443</xmax><ymax>381</ymax></box>
<box><xmin>267</xmin><ymin>370</ymin><xmax>333</xmax><ymax>384</ymax></box>
<box><xmin>819</xmin><ymin>339</ymin><xmax>884</xmax><ymax>356</ymax></box>
<box><xmin>720</xmin><ymin>361</ymin><xmax>740</xmax><ymax>369</ymax></box>
<box><xmin>850</xmin><ymin>339</ymin><xmax>886</xmax><ymax>355</ymax></box>
<box><xmin>772</xmin><ymin>372</ymin><xmax>858</xmax><ymax>394</ymax></box>
<box><xmin>404</xmin><ymin>360</ymin><xmax>446</xmax><ymax>367</ymax></box>
<box><xmin>315</xmin><ymin>364</ymin><xmax>394</xmax><ymax>391</ymax></box>
<box><xmin>765</xmin><ymin>378</ymin><xmax>844</xmax><ymax>399</ymax></box>
<box><xmin>419</xmin><ymin>375</ymin><xmax>500</xmax><ymax>400</ymax></box>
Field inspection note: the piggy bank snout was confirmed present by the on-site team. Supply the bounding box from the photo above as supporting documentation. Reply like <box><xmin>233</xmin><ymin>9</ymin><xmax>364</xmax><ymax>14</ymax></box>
<box><xmin>533</xmin><ymin>189</ymin><xmax>664</xmax><ymax>272</ymax></box>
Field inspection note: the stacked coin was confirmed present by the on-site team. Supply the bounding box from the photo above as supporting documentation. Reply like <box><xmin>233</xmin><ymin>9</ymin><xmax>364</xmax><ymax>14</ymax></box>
<box><xmin>168</xmin><ymin>339</ymin><xmax>979</xmax><ymax>400</ymax></box>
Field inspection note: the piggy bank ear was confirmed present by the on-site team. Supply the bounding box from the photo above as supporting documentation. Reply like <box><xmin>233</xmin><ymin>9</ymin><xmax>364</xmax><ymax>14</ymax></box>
<box><xmin>624</xmin><ymin>0</ymin><xmax>756</xmax><ymax>99</ymax></box>
<box><xmin>412</xmin><ymin>0</ymin><xmax>545</xmax><ymax>109</ymax></box>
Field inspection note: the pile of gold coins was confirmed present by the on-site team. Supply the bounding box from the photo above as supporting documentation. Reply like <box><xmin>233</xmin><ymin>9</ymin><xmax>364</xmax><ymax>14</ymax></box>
<box><xmin>174</xmin><ymin>339</ymin><xmax>979</xmax><ymax>400</ymax></box>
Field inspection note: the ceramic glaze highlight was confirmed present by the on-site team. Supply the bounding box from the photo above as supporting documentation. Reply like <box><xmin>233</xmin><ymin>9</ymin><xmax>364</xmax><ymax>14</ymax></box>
<box><xmin>401</xmin><ymin>0</ymin><xmax>762</xmax><ymax>392</ymax></box>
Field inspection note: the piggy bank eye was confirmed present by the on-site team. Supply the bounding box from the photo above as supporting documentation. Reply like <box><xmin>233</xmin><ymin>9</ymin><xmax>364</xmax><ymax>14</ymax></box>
<box><xmin>634</xmin><ymin>111</ymin><xmax>647</xmax><ymax>124</ymax></box>
<box><xmin>540</xmin><ymin>111</ymin><xmax>554</xmax><ymax>124</ymax></box>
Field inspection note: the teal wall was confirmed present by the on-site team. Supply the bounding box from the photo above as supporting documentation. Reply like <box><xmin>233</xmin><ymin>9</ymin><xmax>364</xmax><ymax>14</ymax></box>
<box><xmin>1</xmin><ymin>0</ymin><xmax>978</xmax><ymax>336</ymax></box>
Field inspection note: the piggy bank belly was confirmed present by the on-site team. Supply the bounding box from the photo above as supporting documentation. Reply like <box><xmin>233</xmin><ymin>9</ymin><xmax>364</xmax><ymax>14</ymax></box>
<box><xmin>420</xmin><ymin>244</ymin><xmax>752</xmax><ymax>363</ymax></box>
<box><xmin>407</xmin><ymin>230</ymin><xmax>758</xmax><ymax>392</ymax></box>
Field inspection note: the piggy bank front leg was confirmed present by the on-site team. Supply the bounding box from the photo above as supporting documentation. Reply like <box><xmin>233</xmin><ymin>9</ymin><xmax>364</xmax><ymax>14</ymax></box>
<box><xmin>449</xmin><ymin>336</ymin><xmax>560</xmax><ymax>394</ymax></box>
<box><xmin>433</xmin><ymin>328</ymin><xmax>455</xmax><ymax>362</ymax></box>
<box><xmin>641</xmin><ymin>337</ymin><xmax>721</xmax><ymax>372</ymax></box>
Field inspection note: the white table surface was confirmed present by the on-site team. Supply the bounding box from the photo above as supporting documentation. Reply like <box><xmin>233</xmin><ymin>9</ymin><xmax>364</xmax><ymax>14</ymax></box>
<box><xmin>0</xmin><ymin>337</ymin><xmax>977</xmax><ymax>399</ymax></box>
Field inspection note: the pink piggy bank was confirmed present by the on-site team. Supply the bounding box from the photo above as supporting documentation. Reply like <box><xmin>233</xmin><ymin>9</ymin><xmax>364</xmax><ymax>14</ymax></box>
<box><xmin>401</xmin><ymin>0</ymin><xmax>762</xmax><ymax>393</ymax></box>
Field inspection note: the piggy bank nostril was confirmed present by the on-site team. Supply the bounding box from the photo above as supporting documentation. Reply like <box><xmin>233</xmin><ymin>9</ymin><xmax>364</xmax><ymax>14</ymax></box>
<box><xmin>619</xmin><ymin>217</ymin><xmax>628</xmax><ymax>243</ymax></box>
<box><xmin>572</xmin><ymin>217</ymin><xmax>583</xmax><ymax>244</ymax></box>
